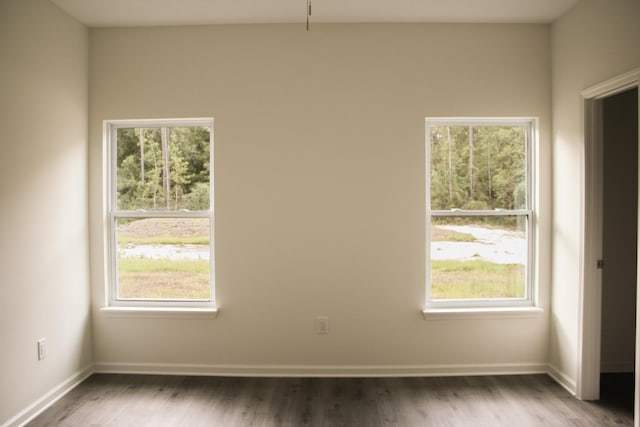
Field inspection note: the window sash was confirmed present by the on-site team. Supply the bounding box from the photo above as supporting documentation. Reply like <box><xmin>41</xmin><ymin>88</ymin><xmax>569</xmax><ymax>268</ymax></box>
<box><xmin>105</xmin><ymin>119</ymin><xmax>214</xmax><ymax>308</ymax></box>
<box><xmin>425</xmin><ymin>212</ymin><xmax>533</xmax><ymax>307</ymax></box>
<box><xmin>425</xmin><ymin>118</ymin><xmax>536</xmax><ymax>309</ymax></box>
<box><xmin>430</xmin><ymin>210</ymin><xmax>531</xmax><ymax>217</ymax></box>
<box><xmin>108</xmin><ymin>213</ymin><xmax>214</xmax><ymax>304</ymax></box>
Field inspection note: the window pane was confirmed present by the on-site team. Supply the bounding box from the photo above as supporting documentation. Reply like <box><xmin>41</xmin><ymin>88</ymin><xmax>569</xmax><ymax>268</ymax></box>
<box><xmin>429</xmin><ymin>125</ymin><xmax>527</xmax><ymax>210</ymax></box>
<box><xmin>116</xmin><ymin>217</ymin><xmax>211</xmax><ymax>300</ymax></box>
<box><xmin>429</xmin><ymin>216</ymin><xmax>527</xmax><ymax>300</ymax></box>
<box><xmin>116</xmin><ymin>126</ymin><xmax>211</xmax><ymax>211</ymax></box>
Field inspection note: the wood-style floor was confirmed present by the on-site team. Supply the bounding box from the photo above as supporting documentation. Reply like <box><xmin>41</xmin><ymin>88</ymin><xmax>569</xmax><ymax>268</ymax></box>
<box><xmin>28</xmin><ymin>374</ymin><xmax>633</xmax><ymax>426</ymax></box>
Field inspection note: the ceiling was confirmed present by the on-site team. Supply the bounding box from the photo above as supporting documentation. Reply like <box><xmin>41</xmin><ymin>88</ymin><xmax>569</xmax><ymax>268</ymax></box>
<box><xmin>51</xmin><ymin>0</ymin><xmax>581</xmax><ymax>27</ymax></box>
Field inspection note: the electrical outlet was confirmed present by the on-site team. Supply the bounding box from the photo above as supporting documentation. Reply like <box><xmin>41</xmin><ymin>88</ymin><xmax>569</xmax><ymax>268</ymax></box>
<box><xmin>316</xmin><ymin>316</ymin><xmax>329</xmax><ymax>334</ymax></box>
<box><xmin>37</xmin><ymin>338</ymin><xmax>46</xmax><ymax>360</ymax></box>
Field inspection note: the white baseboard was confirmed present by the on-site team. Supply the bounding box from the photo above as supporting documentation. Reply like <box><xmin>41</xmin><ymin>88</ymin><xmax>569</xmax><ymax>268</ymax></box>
<box><xmin>547</xmin><ymin>364</ymin><xmax>577</xmax><ymax>395</ymax></box>
<box><xmin>93</xmin><ymin>361</ymin><xmax>548</xmax><ymax>378</ymax></box>
<box><xmin>1</xmin><ymin>365</ymin><xmax>94</xmax><ymax>427</ymax></box>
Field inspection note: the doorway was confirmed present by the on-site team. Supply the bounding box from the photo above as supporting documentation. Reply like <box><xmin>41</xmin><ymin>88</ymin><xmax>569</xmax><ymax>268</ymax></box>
<box><xmin>579</xmin><ymin>68</ymin><xmax>640</xmax><ymax>425</ymax></box>
<box><xmin>600</xmin><ymin>87</ymin><xmax>638</xmax><ymax>414</ymax></box>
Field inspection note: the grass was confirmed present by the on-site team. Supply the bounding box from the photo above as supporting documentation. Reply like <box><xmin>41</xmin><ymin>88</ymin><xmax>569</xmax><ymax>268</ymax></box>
<box><xmin>117</xmin><ymin>257</ymin><xmax>210</xmax><ymax>299</ymax></box>
<box><xmin>117</xmin><ymin>218</ymin><xmax>209</xmax><ymax>245</ymax></box>
<box><xmin>116</xmin><ymin>220</ymin><xmax>511</xmax><ymax>300</ymax></box>
<box><xmin>118</xmin><ymin>236</ymin><xmax>209</xmax><ymax>245</ymax></box>
<box><xmin>116</xmin><ymin>257</ymin><xmax>523</xmax><ymax>301</ymax></box>
<box><xmin>431</xmin><ymin>226</ymin><xmax>476</xmax><ymax>242</ymax></box>
<box><xmin>116</xmin><ymin>217</ymin><xmax>210</xmax><ymax>299</ymax></box>
<box><xmin>431</xmin><ymin>259</ymin><xmax>524</xmax><ymax>299</ymax></box>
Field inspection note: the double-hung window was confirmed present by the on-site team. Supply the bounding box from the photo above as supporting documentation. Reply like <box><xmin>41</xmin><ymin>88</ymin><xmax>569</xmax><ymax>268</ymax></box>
<box><xmin>425</xmin><ymin>118</ymin><xmax>536</xmax><ymax>309</ymax></box>
<box><xmin>105</xmin><ymin>118</ymin><xmax>214</xmax><ymax>308</ymax></box>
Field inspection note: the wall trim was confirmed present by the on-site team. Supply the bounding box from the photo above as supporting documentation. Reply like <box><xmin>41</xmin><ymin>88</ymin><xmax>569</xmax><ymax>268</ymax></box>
<box><xmin>578</xmin><ymin>68</ymin><xmax>640</xmax><ymax>406</ymax></box>
<box><xmin>547</xmin><ymin>364</ymin><xmax>577</xmax><ymax>396</ymax></box>
<box><xmin>93</xmin><ymin>362</ymin><xmax>548</xmax><ymax>378</ymax></box>
<box><xmin>1</xmin><ymin>365</ymin><xmax>94</xmax><ymax>427</ymax></box>
<box><xmin>582</xmin><ymin>67</ymin><xmax>640</xmax><ymax>100</ymax></box>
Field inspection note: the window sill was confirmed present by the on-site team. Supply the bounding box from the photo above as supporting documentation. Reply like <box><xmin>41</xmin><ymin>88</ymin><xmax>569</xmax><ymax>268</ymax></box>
<box><xmin>100</xmin><ymin>306</ymin><xmax>219</xmax><ymax>319</ymax></box>
<box><xmin>422</xmin><ymin>306</ymin><xmax>543</xmax><ymax>320</ymax></box>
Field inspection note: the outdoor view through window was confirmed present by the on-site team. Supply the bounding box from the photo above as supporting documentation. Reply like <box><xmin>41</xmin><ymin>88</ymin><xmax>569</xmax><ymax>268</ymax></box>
<box><xmin>426</xmin><ymin>120</ymin><xmax>533</xmax><ymax>305</ymax></box>
<box><xmin>109</xmin><ymin>121</ymin><xmax>213</xmax><ymax>303</ymax></box>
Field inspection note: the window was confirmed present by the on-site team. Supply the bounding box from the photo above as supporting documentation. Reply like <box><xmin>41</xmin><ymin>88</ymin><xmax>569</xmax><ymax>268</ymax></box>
<box><xmin>425</xmin><ymin>118</ymin><xmax>536</xmax><ymax>309</ymax></box>
<box><xmin>105</xmin><ymin>118</ymin><xmax>214</xmax><ymax>308</ymax></box>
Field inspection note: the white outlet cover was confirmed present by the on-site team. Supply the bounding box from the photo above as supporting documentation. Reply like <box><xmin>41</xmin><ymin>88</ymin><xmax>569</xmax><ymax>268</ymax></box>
<box><xmin>316</xmin><ymin>316</ymin><xmax>329</xmax><ymax>334</ymax></box>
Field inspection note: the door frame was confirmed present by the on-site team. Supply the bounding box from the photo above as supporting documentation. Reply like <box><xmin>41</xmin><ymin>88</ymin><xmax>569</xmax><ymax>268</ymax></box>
<box><xmin>578</xmin><ymin>68</ymin><xmax>640</xmax><ymax>423</ymax></box>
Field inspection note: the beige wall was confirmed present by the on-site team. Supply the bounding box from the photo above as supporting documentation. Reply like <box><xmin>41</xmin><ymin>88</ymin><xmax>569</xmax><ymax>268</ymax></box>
<box><xmin>89</xmin><ymin>23</ymin><xmax>552</xmax><ymax>372</ymax></box>
<box><xmin>3</xmin><ymin>0</ymin><xmax>640</xmax><ymax>420</ymax></box>
<box><xmin>0</xmin><ymin>0</ymin><xmax>91</xmax><ymax>425</ymax></box>
<box><xmin>550</xmin><ymin>0</ymin><xmax>640</xmax><ymax>387</ymax></box>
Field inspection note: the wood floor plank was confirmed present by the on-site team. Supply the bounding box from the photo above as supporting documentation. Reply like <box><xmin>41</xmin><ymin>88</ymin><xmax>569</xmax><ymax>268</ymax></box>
<box><xmin>27</xmin><ymin>374</ymin><xmax>634</xmax><ymax>426</ymax></box>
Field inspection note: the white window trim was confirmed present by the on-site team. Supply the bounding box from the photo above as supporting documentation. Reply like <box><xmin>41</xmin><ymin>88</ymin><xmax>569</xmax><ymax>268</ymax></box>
<box><xmin>424</xmin><ymin>117</ymin><xmax>538</xmax><ymax>311</ymax></box>
<box><xmin>422</xmin><ymin>306</ymin><xmax>544</xmax><ymax>320</ymax></box>
<box><xmin>103</xmin><ymin>118</ymin><xmax>216</xmax><ymax>310</ymax></box>
<box><xmin>99</xmin><ymin>306</ymin><xmax>218</xmax><ymax>319</ymax></box>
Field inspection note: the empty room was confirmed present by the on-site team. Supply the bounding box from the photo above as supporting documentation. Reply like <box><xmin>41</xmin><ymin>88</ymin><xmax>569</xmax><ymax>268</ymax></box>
<box><xmin>1</xmin><ymin>0</ymin><xmax>639</xmax><ymax>425</ymax></box>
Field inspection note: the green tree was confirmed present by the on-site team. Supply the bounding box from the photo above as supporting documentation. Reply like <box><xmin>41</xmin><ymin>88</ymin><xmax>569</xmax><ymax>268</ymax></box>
<box><xmin>429</xmin><ymin>124</ymin><xmax>526</xmax><ymax>217</ymax></box>
<box><xmin>116</xmin><ymin>126</ymin><xmax>210</xmax><ymax>211</ymax></box>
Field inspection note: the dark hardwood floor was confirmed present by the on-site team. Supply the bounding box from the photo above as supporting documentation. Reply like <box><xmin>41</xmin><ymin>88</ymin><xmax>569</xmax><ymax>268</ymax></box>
<box><xmin>28</xmin><ymin>374</ymin><xmax>633</xmax><ymax>426</ymax></box>
<box><xmin>600</xmin><ymin>372</ymin><xmax>636</xmax><ymax>415</ymax></box>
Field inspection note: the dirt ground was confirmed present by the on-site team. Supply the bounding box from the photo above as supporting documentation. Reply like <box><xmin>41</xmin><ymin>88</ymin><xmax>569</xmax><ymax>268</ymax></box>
<box><xmin>118</xmin><ymin>217</ymin><xmax>209</xmax><ymax>239</ymax></box>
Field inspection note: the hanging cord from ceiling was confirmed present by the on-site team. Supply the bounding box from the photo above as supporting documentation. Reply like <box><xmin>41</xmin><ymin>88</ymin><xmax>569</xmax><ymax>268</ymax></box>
<box><xmin>306</xmin><ymin>0</ymin><xmax>312</xmax><ymax>31</ymax></box>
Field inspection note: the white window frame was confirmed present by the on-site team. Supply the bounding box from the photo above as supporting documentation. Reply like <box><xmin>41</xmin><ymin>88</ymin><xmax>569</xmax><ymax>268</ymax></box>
<box><xmin>104</xmin><ymin>118</ymin><xmax>215</xmax><ymax>309</ymax></box>
<box><xmin>424</xmin><ymin>117</ymin><xmax>537</xmax><ymax>310</ymax></box>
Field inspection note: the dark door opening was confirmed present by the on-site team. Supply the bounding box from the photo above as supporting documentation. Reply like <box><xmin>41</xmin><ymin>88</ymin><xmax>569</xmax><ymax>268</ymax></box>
<box><xmin>600</xmin><ymin>87</ymin><xmax>639</xmax><ymax>414</ymax></box>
